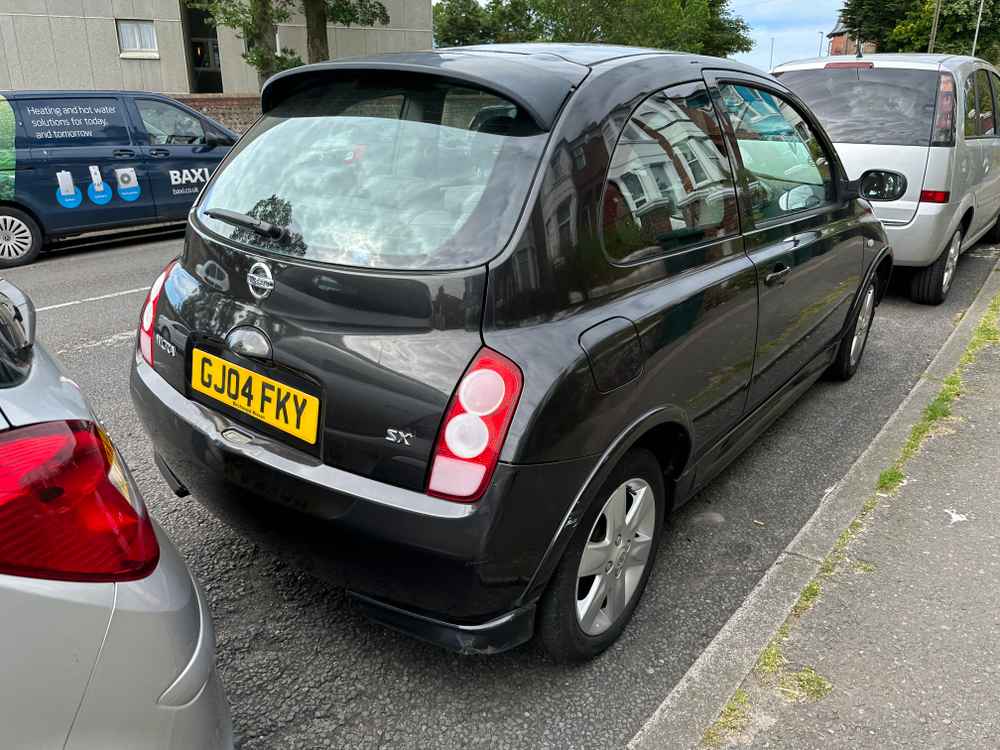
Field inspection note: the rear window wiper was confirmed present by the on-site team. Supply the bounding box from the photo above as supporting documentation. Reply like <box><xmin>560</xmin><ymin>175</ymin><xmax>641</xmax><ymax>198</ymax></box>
<box><xmin>204</xmin><ymin>208</ymin><xmax>294</xmax><ymax>244</ymax></box>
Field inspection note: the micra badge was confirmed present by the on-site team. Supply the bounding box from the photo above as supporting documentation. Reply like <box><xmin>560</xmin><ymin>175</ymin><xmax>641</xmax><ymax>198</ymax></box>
<box><xmin>385</xmin><ymin>429</ymin><xmax>413</xmax><ymax>446</ymax></box>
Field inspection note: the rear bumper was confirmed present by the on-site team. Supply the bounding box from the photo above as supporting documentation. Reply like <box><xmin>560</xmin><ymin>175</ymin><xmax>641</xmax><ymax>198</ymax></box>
<box><xmin>65</xmin><ymin>525</ymin><xmax>232</xmax><ymax>750</ymax></box>
<box><xmin>130</xmin><ymin>355</ymin><xmax>594</xmax><ymax>652</ymax></box>
<box><xmin>881</xmin><ymin>202</ymin><xmax>961</xmax><ymax>267</ymax></box>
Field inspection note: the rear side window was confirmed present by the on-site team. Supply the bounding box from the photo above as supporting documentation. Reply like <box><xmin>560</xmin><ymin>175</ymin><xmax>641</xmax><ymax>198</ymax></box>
<box><xmin>197</xmin><ymin>73</ymin><xmax>547</xmax><ymax>270</ymax></box>
<box><xmin>20</xmin><ymin>97</ymin><xmax>129</xmax><ymax>147</ymax></box>
<box><xmin>972</xmin><ymin>70</ymin><xmax>996</xmax><ymax>137</ymax></box>
<box><xmin>718</xmin><ymin>83</ymin><xmax>833</xmax><ymax>224</ymax></box>
<box><xmin>602</xmin><ymin>82</ymin><xmax>739</xmax><ymax>264</ymax></box>
<box><xmin>777</xmin><ymin>67</ymin><xmax>939</xmax><ymax>146</ymax></box>
<box><xmin>136</xmin><ymin>99</ymin><xmax>206</xmax><ymax>145</ymax></box>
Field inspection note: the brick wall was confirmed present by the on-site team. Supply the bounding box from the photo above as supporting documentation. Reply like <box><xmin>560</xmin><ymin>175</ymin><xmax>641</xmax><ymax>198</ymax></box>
<box><xmin>174</xmin><ymin>94</ymin><xmax>262</xmax><ymax>134</ymax></box>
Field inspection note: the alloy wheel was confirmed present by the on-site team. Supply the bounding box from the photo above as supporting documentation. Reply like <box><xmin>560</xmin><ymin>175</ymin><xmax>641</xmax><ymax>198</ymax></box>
<box><xmin>575</xmin><ymin>477</ymin><xmax>656</xmax><ymax>636</ymax></box>
<box><xmin>0</xmin><ymin>215</ymin><xmax>33</xmax><ymax>260</ymax></box>
<box><xmin>942</xmin><ymin>231</ymin><xmax>961</xmax><ymax>294</ymax></box>
<box><xmin>850</xmin><ymin>282</ymin><xmax>876</xmax><ymax>367</ymax></box>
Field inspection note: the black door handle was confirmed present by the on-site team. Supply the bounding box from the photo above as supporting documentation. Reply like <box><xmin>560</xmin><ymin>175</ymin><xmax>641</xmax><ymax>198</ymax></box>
<box><xmin>149</xmin><ymin>148</ymin><xmax>170</xmax><ymax>158</ymax></box>
<box><xmin>113</xmin><ymin>148</ymin><xmax>135</xmax><ymax>158</ymax></box>
<box><xmin>765</xmin><ymin>263</ymin><xmax>792</xmax><ymax>286</ymax></box>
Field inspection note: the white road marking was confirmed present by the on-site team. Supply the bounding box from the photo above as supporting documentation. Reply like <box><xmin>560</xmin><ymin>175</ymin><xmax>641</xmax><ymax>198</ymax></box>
<box><xmin>56</xmin><ymin>330</ymin><xmax>135</xmax><ymax>355</ymax></box>
<box><xmin>36</xmin><ymin>286</ymin><xmax>149</xmax><ymax>312</ymax></box>
<box><xmin>944</xmin><ymin>508</ymin><xmax>968</xmax><ymax>526</ymax></box>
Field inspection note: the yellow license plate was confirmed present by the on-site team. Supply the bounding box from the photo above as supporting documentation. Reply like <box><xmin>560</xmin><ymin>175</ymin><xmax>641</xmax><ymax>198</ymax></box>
<box><xmin>191</xmin><ymin>349</ymin><xmax>320</xmax><ymax>444</ymax></box>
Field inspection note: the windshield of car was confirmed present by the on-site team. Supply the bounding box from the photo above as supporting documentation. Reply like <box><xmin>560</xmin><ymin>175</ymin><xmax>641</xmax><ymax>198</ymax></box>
<box><xmin>197</xmin><ymin>73</ymin><xmax>548</xmax><ymax>271</ymax></box>
<box><xmin>776</xmin><ymin>67</ymin><xmax>939</xmax><ymax>146</ymax></box>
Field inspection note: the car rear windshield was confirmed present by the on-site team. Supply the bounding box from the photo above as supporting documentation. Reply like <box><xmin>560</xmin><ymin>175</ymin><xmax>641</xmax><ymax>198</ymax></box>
<box><xmin>776</xmin><ymin>67</ymin><xmax>940</xmax><ymax>146</ymax></box>
<box><xmin>196</xmin><ymin>73</ymin><xmax>548</xmax><ymax>270</ymax></box>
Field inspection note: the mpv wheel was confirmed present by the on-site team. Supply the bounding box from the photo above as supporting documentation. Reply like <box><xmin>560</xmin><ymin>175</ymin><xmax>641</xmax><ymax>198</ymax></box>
<box><xmin>829</xmin><ymin>278</ymin><xmax>876</xmax><ymax>381</ymax></box>
<box><xmin>539</xmin><ymin>448</ymin><xmax>665</xmax><ymax>662</ymax></box>
<box><xmin>0</xmin><ymin>208</ymin><xmax>41</xmax><ymax>268</ymax></box>
<box><xmin>910</xmin><ymin>227</ymin><xmax>961</xmax><ymax>305</ymax></box>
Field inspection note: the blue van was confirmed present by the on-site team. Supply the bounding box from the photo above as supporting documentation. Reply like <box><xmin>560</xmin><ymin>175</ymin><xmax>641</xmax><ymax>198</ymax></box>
<box><xmin>0</xmin><ymin>90</ymin><xmax>238</xmax><ymax>267</ymax></box>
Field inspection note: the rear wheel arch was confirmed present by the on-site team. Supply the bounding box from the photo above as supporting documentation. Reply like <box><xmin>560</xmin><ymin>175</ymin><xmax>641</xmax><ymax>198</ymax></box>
<box><xmin>960</xmin><ymin>206</ymin><xmax>974</xmax><ymax>237</ymax></box>
<box><xmin>519</xmin><ymin>409</ymin><xmax>693</xmax><ymax>606</ymax></box>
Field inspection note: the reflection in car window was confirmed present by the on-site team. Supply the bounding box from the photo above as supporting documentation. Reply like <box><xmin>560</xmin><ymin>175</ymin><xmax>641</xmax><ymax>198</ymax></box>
<box><xmin>198</xmin><ymin>75</ymin><xmax>547</xmax><ymax>270</ymax></box>
<box><xmin>974</xmin><ymin>70</ymin><xmax>995</xmax><ymax>137</ymax></box>
<box><xmin>965</xmin><ymin>75</ymin><xmax>979</xmax><ymax>138</ymax></box>
<box><xmin>137</xmin><ymin>99</ymin><xmax>206</xmax><ymax>145</ymax></box>
<box><xmin>718</xmin><ymin>84</ymin><xmax>833</xmax><ymax>223</ymax></box>
<box><xmin>776</xmin><ymin>68</ymin><xmax>938</xmax><ymax>147</ymax></box>
<box><xmin>603</xmin><ymin>82</ymin><xmax>739</xmax><ymax>263</ymax></box>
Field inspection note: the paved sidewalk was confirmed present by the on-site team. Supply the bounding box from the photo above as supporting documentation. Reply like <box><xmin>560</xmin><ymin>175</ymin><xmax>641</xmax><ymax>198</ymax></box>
<box><xmin>708</xmin><ymin>310</ymin><xmax>1000</xmax><ymax>748</ymax></box>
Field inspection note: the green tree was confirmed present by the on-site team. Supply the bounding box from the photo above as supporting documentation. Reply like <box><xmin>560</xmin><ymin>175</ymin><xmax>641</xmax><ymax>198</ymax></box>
<box><xmin>301</xmin><ymin>0</ymin><xmax>389</xmax><ymax>64</ymax></box>
<box><xmin>888</xmin><ymin>0</ymin><xmax>1000</xmax><ymax>59</ymax></box>
<box><xmin>433</xmin><ymin>0</ymin><xmax>752</xmax><ymax>56</ymax></box>
<box><xmin>187</xmin><ymin>0</ymin><xmax>301</xmax><ymax>84</ymax></box>
<box><xmin>841</xmin><ymin>0</ymin><xmax>918</xmax><ymax>50</ymax></box>
<box><xmin>433</xmin><ymin>0</ymin><xmax>493</xmax><ymax>47</ymax></box>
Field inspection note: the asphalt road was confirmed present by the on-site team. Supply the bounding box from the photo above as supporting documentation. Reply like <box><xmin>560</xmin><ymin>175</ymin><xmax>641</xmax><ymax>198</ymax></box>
<box><xmin>5</xmin><ymin>236</ymin><xmax>998</xmax><ymax>749</ymax></box>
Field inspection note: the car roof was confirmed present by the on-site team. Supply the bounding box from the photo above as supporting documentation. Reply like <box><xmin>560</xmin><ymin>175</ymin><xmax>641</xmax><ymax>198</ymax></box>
<box><xmin>447</xmin><ymin>43</ymin><xmax>673</xmax><ymax>66</ymax></box>
<box><xmin>1</xmin><ymin>89</ymin><xmax>177</xmax><ymax>98</ymax></box>
<box><xmin>774</xmin><ymin>53</ymin><xmax>991</xmax><ymax>73</ymax></box>
<box><xmin>261</xmin><ymin>45</ymin><xmax>770</xmax><ymax>131</ymax></box>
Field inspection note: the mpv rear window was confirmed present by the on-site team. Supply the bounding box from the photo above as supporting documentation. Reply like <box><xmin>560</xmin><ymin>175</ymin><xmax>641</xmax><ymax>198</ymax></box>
<box><xmin>197</xmin><ymin>74</ymin><xmax>547</xmax><ymax>270</ymax></box>
<box><xmin>776</xmin><ymin>67</ymin><xmax>939</xmax><ymax>146</ymax></box>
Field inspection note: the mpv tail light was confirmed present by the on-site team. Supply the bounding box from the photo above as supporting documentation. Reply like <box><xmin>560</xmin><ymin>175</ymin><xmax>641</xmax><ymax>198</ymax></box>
<box><xmin>427</xmin><ymin>348</ymin><xmax>523</xmax><ymax>502</ymax></box>
<box><xmin>920</xmin><ymin>190</ymin><xmax>950</xmax><ymax>204</ymax></box>
<box><xmin>138</xmin><ymin>260</ymin><xmax>176</xmax><ymax>367</ymax></box>
<box><xmin>0</xmin><ymin>421</ymin><xmax>159</xmax><ymax>582</ymax></box>
<box><xmin>931</xmin><ymin>72</ymin><xmax>957</xmax><ymax>147</ymax></box>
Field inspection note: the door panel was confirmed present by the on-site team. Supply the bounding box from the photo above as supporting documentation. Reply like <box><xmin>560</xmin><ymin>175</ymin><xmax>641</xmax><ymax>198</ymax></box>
<box><xmin>961</xmin><ymin>73</ymin><xmax>988</xmax><ymax>237</ymax></box>
<box><xmin>130</xmin><ymin>97</ymin><xmax>230</xmax><ymax>221</ymax></box>
<box><xmin>15</xmin><ymin>96</ymin><xmax>155</xmax><ymax>235</ymax></box>
<box><xmin>977</xmin><ymin>70</ymin><xmax>1000</xmax><ymax>230</ymax></box>
<box><xmin>712</xmin><ymin>78</ymin><xmax>863</xmax><ymax>411</ymax></box>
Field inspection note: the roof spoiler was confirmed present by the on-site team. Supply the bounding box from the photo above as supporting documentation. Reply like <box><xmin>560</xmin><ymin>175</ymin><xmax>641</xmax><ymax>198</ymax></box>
<box><xmin>259</xmin><ymin>51</ymin><xmax>588</xmax><ymax>132</ymax></box>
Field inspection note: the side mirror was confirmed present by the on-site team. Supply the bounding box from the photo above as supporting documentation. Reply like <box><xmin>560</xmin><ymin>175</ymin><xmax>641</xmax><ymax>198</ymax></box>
<box><xmin>0</xmin><ymin>278</ymin><xmax>35</xmax><ymax>349</ymax></box>
<box><xmin>859</xmin><ymin>170</ymin><xmax>907</xmax><ymax>202</ymax></box>
<box><xmin>204</xmin><ymin>131</ymin><xmax>232</xmax><ymax>148</ymax></box>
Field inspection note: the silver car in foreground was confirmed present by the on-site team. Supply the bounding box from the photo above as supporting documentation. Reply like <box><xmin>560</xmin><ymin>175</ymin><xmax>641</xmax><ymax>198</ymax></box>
<box><xmin>0</xmin><ymin>279</ymin><xmax>232</xmax><ymax>749</ymax></box>
<box><xmin>774</xmin><ymin>54</ymin><xmax>1000</xmax><ymax>304</ymax></box>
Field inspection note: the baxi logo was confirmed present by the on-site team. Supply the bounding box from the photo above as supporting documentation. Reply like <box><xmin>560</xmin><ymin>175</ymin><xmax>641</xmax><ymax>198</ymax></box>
<box><xmin>169</xmin><ymin>168</ymin><xmax>210</xmax><ymax>186</ymax></box>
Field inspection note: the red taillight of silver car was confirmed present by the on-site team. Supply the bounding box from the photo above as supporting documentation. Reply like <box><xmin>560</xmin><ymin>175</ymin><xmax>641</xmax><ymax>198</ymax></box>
<box><xmin>138</xmin><ymin>260</ymin><xmax>176</xmax><ymax>367</ymax></box>
<box><xmin>0</xmin><ymin>420</ymin><xmax>159</xmax><ymax>582</ymax></box>
<box><xmin>427</xmin><ymin>348</ymin><xmax>523</xmax><ymax>502</ymax></box>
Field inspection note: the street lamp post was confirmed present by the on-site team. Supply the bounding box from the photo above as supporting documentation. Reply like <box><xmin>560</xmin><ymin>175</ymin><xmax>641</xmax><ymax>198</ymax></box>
<box><xmin>972</xmin><ymin>0</ymin><xmax>986</xmax><ymax>57</ymax></box>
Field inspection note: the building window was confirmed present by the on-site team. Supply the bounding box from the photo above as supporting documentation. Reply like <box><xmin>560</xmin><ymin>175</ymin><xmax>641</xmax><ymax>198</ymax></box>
<box><xmin>117</xmin><ymin>19</ymin><xmax>158</xmax><ymax>58</ymax></box>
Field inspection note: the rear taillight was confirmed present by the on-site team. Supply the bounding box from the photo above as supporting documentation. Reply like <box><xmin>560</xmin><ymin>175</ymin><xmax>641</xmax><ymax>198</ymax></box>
<box><xmin>427</xmin><ymin>348</ymin><xmax>523</xmax><ymax>502</ymax></box>
<box><xmin>932</xmin><ymin>72</ymin><xmax>957</xmax><ymax>147</ymax></box>
<box><xmin>138</xmin><ymin>260</ymin><xmax>176</xmax><ymax>367</ymax></box>
<box><xmin>920</xmin><ymin>190</ymin><xmax>950</xmax><ymax>204</ymax></box>
<box><xmin>0</xmin><ymin>421</ymin><xmax>159</xmax><ymax>582</ymax></box>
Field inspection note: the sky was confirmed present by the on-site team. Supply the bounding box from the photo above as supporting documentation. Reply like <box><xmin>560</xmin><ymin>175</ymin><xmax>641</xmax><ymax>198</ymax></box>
<box><xmin>728</xmin><ymin>0</ymin><xmax>845</xmax><ymax>72</ymax></box>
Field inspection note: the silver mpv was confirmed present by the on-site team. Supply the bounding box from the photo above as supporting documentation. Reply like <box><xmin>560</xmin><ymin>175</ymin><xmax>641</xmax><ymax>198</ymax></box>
<box><xmin>775</xmin><ymin>54</ymin><xmax>1000</xmax><ymax>304</ymax></box>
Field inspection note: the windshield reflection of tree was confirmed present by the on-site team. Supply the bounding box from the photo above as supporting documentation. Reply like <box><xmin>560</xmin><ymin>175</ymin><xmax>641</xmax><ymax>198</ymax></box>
<box><xmin>228</xmin><ymin>194</ymin><xmax>308</xmax><ymax>257</ymax></box>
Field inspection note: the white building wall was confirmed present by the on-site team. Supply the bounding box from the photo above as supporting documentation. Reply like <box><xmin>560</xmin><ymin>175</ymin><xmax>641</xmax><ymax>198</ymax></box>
<box><xmin>0</xmin><ymin>0</ymin><xmax>190</xmax><ymax>92</ymax></box>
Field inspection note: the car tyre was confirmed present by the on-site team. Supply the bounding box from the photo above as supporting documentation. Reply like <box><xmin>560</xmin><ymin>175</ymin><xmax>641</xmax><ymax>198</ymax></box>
<box><xmin>538</xmin><ymin>448</ymin><xmax>665</xmax><ymax>663</ymax></box>
<box><xmin>0</xmin><ymin>207</ymin><xmax>42</xmax><ymax>268</ymax></box>
<box><xmin>829</xmin><ymin>278</ymin><xmax>877</xmax><ymax>381</ymax></box>
<box><xmin>910</xmin><ymin>227</ymin><xmax>961</xmax><ymax>305</ymax></box>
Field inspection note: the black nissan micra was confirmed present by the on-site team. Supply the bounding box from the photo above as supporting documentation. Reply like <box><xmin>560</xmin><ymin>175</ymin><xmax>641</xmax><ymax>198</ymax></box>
<box><xmin>131</xmin><ymin>44</ymin><xmax>893</xmax><ymax>661</ymax></box>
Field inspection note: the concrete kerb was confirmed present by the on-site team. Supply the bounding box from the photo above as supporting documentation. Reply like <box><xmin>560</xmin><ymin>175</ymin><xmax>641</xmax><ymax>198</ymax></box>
<box><xmin>628</xmin><ymin>257</ymin><xmax>1000</xmax><ymax>750</ymax></box>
